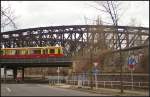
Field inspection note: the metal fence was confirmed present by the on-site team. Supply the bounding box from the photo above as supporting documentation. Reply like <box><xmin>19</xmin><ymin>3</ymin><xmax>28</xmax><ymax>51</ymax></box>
<box><xmin>67</xmin><ymin>80</ymin><xmax>149</xmax><ymax>89</ymax></box>
<box><xmin>66</xmin><ymin>73</ymin><xmax>149</xmax><ymax>90</ymax></box>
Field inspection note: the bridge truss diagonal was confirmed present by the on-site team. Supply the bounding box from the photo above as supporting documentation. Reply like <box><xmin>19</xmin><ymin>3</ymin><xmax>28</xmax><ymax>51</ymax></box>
<box><xmin>1</xmin><ymin>25</ymin><xmax>149</xmax><ymax>56</ymax></box>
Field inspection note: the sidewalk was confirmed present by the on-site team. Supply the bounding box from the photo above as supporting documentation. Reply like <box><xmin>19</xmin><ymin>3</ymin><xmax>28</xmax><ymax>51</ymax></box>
<box><xmin>52</xmin><ymin>84</ymin><xmax>149</xmax><ymax>96</ymax></box>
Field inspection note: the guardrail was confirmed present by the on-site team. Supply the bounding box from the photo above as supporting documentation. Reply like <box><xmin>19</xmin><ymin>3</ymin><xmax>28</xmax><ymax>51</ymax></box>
<box><xmin>67</xmin><ymin>80</ymin><xmax>149</xmax><ymax>89</ymax></box>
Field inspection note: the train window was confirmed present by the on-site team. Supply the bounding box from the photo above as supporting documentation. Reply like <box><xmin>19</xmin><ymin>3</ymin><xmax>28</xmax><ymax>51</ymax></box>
<box><xmin>2</xmin><ymin>50</ymin><xmax>5</xmax><ymax>55</ymax></box>
<box><xmin>0</xmin><ymin>50</ymin><xmax>3</xmax><ymax>55</ymax></box>
<box><xmin>60</xmin><ymin>48</ymin><xmax>63</xmax><ymax>54</ymax></box>
<box><xmin>5</xmin><ymin>50</ymin><xmax>8</xmax><ymax>55</ymax></box>
<box><xmin>16</xmin><ymin>50</ymin><xmax>20</xmax><ymax>55</ymax></box>
<box><xmin>11</xmin><ymin>50</ymin><xmax>16</xmax><ymax>55</ymax></box>
<box><xmin>33</xmin><ymin>49</ymin><xmax>41</xmax><ymax>54</ymax></box>
<box><xmin>20</xmin><ymin>50</ymin><xmax>27</xmax><ymax>55</ymax></box>
<box><xmin>58</xmin><ymin>49</ymin><xmax>60</xmax><ymax>54</ymax></box>
<box><xmin>29</xmin><ymin>50</ymin><xmax>34</xmax><ymax>54</ymax></box>
<box><xmin>50</xmin><ymin>49</ymin><xmax>55</xmax><ymax>54</ymax></box>
<box><xmin>25</xmin><ymin>50</ymin><xmax>28</xmax><ymax>54</ymax></box>
<box><xmin>27</xmin><ymin>49</ymin><xmax>30</xmax><ymax>54</ymax></box>
<box><xmin>19</xmin><ymin>50</ymin><xmax>23</xmax><ymax>55</ymax></box>
<box><xmin>5</xmin><ymin>50</ymin><xmax>13</xmax><ymax>55</ymax></box>
<box><xmin>43</xmin><ymin>49</ymin><xmax>48</xmax><ymax>54</ymax></box>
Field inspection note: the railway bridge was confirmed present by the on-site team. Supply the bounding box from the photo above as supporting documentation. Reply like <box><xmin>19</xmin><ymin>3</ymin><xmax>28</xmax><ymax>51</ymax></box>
<box><xmin>0</xmin><ymin>25</ymin><xmax>149</xmax><ymax>81</ymax></box>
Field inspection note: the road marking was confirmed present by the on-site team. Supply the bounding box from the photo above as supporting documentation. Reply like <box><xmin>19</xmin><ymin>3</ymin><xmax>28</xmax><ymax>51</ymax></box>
<box><xmin>6</xmin><ymin>87</ymin><xmax>12</xmax><ymax>92</ymax></box>
<box><xmin>37</xmin><ymin>84</ymin><xmax>49</xmax><ymax>88</ymax></box>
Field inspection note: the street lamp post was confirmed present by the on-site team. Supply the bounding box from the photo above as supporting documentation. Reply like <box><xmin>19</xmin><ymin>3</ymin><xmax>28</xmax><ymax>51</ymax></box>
<box><xmin>57</xmin><ymin>67</ymin><xmax>60</xmax><ymax>84</ymax></box>
<box><xmin>94</xmin><ymin>62</ymin><xmax>98</xmax><ymax>89</ymax></box>
<box><xmin>90</xmin><ymin>47</ymin><xmax>93</xmax><ymax>90</ymax></box>
<box><xmin>128</xmin><ymin>55</ymin><xmax>136</xmax><ymax>90</ymax></box>
<box><xmin>131</xmin><ymin>69</ymin><xmax>134</xmax><ymax>90</ymax></box>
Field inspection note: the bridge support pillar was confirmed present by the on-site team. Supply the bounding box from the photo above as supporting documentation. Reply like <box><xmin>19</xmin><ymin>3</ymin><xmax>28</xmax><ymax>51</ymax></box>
<box><xmin>22</xmin><ymin>68</ymin><xmax>24</xmax><ymax>81</ymax></box>
<box><xmin>4</xmin><ymin>66</ymin><xmax>7</xmax><ymax>83</ymax></box>
<box><xmin>13</xmin><ymin>68</ymin><xmax>17</xmax><ymax>80</ymax></box>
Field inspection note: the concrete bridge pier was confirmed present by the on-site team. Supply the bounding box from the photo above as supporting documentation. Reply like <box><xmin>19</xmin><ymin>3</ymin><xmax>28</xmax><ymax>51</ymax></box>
<box><xmin>4</xmin><ymin>66</ymin><xmax>7</xmax><ymax>83</ymax></box>
<box><xmin>22</xmin><ymin>68</ymin><xmax>24</xmax><ymax>81</ymax></box>
<box><xmin>13</xmin><ymin>68</ymin><xmax>17</xmax><ymax>80</ymax></box>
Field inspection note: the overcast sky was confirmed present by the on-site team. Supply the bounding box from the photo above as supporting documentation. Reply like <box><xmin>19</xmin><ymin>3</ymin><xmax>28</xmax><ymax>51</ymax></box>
<box><xmin>1</xmin><ymin>1</ymin><xmax>149</xmax><ymax>31</ymax></box>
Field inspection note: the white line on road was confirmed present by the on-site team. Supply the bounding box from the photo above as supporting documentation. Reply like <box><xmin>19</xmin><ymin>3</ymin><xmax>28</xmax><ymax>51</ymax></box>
<box><xmin>37</xmin><ymin>84</ymin><xmax>49</xmax><ymax>88</ymax></box>
<box><xmin>6</xmin><ymin>87</ymin><xmax>12</xmax><ymax>92</ymax></box>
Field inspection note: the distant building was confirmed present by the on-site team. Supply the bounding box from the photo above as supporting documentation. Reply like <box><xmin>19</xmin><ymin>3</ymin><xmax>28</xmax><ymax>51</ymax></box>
<box><xmin>1</xmin><ymin>68</ymin><xmax>13</xmax><ymax>78</ymax></box>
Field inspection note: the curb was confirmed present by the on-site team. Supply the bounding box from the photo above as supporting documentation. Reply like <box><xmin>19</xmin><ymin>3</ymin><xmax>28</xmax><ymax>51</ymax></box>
<box><xmin>52</xmin><ymin>85</ymin><xmax>149</xmax><ymax>96</ymax></box>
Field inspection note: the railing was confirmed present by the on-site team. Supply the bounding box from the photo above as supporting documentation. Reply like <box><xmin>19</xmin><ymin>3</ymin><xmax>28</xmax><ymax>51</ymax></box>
<box><xmin>67</xmin><ymin>80</ymin><xmax>149</xmax><ymax>89</ymax></box>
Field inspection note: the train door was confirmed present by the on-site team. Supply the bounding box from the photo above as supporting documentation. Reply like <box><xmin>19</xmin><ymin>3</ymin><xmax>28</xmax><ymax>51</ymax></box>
<box><xmin>43</xmin><ymin>48</ymin><xmax>48</xmax><ymax>54</ymax></box>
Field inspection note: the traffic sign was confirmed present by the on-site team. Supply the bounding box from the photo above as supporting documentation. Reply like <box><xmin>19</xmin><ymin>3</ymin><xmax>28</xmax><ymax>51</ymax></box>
<box><xmin>128</xmin><ymin>55</ymin><xmax>137</xmax><ymax>70</ymax></box>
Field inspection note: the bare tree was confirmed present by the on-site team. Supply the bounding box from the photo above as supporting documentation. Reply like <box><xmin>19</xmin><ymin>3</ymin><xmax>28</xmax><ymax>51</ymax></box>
<box><xmin>1</xmin><ymin>2</ymin><xmax>18</xmax><ymax>32</ymax></box>
<box><xmin>91</xmin><ymin>1</ymin><xmax>124</xmax><ymax>93</ymax></box>
<box><xmin>97</xmin><ymin>1</ymin><xmax>121</xmax><ymax>25</ymax></box>
<box><xmin>129</xmin><ymin>18</ymin><xmax>142</xmax><ymax>27</ymax></box>
<box><xmin>90</xmin><ymin>1</ymin><xmax>123</xmax><ymax>26</ymax></box>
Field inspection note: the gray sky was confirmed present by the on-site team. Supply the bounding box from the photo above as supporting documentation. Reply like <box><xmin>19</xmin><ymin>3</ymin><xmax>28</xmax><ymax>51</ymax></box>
<box><xmin>1</xmin><ymin>1</ymin><xmax>149</xmax><ymax>31</ymax></box>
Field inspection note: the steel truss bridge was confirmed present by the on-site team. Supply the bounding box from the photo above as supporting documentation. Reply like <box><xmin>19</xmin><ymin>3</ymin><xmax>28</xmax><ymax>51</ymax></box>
<box><xmin>1</xmin><ymin>25</ymin><xmax>149</xmax><ymax>55</ymax></box>
<box><xmin>0</xmin><ymin>25</ymin><xmax>149</xmax><ymax>64</ymax></box>
<box><xmin>0</xmin><ymin>25</ymin><xmax>149</xmax><ymax>66</ymax></box>
<box><xmin>0</xmin><ymin>25</ymin><xmax>149</xmax><ymax>80</ymax></box>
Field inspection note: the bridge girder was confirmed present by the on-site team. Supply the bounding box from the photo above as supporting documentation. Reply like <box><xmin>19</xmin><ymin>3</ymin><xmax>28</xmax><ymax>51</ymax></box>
<box><xmin>1</xmin><ymin>25</ymin><xmax>149</xmax><ymax>56</ymax></box>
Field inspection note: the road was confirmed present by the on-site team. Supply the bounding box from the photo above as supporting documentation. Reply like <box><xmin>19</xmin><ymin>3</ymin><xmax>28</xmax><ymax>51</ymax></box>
<box><xmin>1</xmin><ymin>84</ymin><xmax>107</xmax><ymax>96</ymax></box>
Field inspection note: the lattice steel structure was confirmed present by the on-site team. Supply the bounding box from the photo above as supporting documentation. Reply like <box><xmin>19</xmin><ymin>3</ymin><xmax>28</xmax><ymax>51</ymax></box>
<box><xmin>1</xmin><ymin>25</ymin><xmax>149</xmax><ymax>56</ymax></box>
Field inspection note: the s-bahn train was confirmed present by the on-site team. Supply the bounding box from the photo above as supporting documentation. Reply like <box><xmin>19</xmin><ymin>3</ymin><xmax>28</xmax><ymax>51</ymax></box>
<box><xmin>0</xmin><ymin>46</ymin><xmax>64</xmax><ymax>59</ymax></box>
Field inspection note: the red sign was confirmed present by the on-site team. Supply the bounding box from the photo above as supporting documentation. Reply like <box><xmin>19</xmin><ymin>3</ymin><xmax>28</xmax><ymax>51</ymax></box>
<box><xmin>128</xmin><ymin>55</ymin><xmax>137</xmax><ymax>71</ymax></box>
<box><xmin>128</xmin><ymin>64</ymin><xmax>135</xmax><ymax>71</ymax></box>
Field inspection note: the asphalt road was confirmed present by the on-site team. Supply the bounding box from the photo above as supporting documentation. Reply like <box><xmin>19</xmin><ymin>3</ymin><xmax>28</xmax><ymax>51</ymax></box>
<box><xmin>1</xmin><ymin>83</ymin><xmax>106</xmax><ymax>96</ymax></box>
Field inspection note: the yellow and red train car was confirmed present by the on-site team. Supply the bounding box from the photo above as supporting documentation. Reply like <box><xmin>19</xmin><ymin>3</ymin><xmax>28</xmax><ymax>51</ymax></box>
<box><xmin>0</xmin><ymin>46</ymin><xmax>64</xmax><ymax>59</ymax></box>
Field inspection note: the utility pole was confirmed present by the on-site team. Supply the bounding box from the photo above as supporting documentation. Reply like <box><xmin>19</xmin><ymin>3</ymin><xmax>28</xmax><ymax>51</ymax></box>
<box><xmin>90</xmin><ymin>27</ymin><xmax>95</xmax><ymax>90</ymax></box>
<box><xmin>119</xmin><ymin>52</ymin><xmax>123</xmax><ymax>93</ymax></box>
<box><xmin>116</xmin><ymin>28</ymin><xmax>124</xmax><ymax>93</ymax></box>
<box><xmin>90</xmin><ymin>46</ymin><xmax>93</xmax><ymax>89</ymax></box>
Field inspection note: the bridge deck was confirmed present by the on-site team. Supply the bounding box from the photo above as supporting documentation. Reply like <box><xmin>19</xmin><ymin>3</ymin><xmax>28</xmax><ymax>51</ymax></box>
<box><xmin>0</xmin><ymin>56</ymin><xmax>72</xmax><ymax>68</ymax></box>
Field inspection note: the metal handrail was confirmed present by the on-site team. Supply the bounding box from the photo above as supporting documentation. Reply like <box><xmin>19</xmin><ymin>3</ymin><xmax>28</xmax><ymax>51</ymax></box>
<box><xmin>67</xmin><ymin>80</ymin><xmax>149</xmax><ymax>88</ymax></box>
